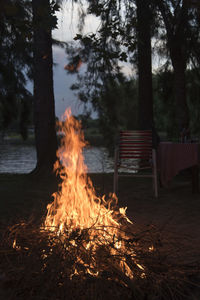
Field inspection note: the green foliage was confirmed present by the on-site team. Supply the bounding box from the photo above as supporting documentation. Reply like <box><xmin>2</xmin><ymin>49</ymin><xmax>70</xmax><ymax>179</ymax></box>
<box><xmin>0</xmin><ymin>0</ymin><xmax>61</xmax><ymax>140</ymax></box>
<box><xmin>153</xmin><ymin>68</ymin><xmax>200</xmax><ymax>139</ymax></box>
<box><xmin>65</xmin><ymin>1</ymin><xmax>141</xmax><ymax>153</ymax></box>
<box><xmin>96</xmin><ymin>75</ymin><xmax>138</xmax><ymax>153</ymax></box>
<box><xmin>0</xmin><ymin>0</ymin><xmax>33</xmax><ymax>138</ymax></box>
<box><xmin>76</xmin><ymin>73</ymin><xmax>138</xmax><ymax>153</ymax></box>
<box><xmin>32</xmin><ymin>0</ymin><xmax>60</xmax><ymax>30</ymax></box>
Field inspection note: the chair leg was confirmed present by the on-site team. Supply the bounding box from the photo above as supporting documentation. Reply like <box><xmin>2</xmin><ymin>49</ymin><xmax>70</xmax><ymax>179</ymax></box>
<box><xmin>113</xmin><ymin>148</ymin><xmax>119</xmax><ymax>195</ymax></box>
<box><xmin>154</xmin><ymin>173</ymin><xmax>158</xmax><ymax>198</ymax></box>
<box><xmin>152</xmin><ymin>149</ymin><xmax>158</xmax><ymax>198</ymax></box>
<box><xmin>113</xmin><ymin>170</ymin><xmax>118</xmax><ymax>195</ymax></box>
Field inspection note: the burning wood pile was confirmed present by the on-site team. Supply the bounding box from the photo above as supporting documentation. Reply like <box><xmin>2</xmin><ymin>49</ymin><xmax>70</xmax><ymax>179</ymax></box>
<box><xmin>0</xmin><ymin>109</ymin><xmax>199</xmax><ymax>299</ymax></box>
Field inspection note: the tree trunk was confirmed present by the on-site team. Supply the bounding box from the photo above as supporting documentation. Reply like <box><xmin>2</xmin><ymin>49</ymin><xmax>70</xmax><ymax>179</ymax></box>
<box><xmin>170</xmin><ymin>45</ymin><xmax>190</xmax><ymax>132</ymax></box>
<box><xmin>32</xmin><ymin>0</ymin><xmax>58</xmax><ymax>175</ymax></box>
<box><xmin>136</xmin><ymin>0</ymin><xmax>154</xmax><ymax>130</ymax></box>
<box><xmin>156</xmin><ymin>0</ymin><xmax>190</xmax><ymax>135</ymax></box>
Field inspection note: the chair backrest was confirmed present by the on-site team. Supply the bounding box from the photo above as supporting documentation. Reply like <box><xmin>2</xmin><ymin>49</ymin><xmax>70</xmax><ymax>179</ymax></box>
<box><xmin>117</xmin><ymin>130</ymin><xmax>153</xmax><ymax>169</ymax></box>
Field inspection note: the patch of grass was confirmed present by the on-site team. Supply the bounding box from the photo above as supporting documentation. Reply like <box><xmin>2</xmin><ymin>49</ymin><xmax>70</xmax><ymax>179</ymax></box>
<box><xmin>0</xmin><ymin>173</ymin><xmax>200</xmax><ymax>299</ymax></box>
<box><xmin>0</xmin><ymin>174</ymin><xmax>57</xmax><ymax>223</ymax></box>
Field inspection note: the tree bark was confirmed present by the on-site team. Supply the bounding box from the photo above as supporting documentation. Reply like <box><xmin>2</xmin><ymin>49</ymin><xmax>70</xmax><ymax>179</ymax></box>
<box><xmin>170</xmin><ymin>45</ymin><xmax>189</xmax><ymax>131</ymax></box>
<box><xmin>32</xmin><ymin>0</ymin><xmax>58</xmax><ymax>175</ymax></box>
<box><xmin>156</xmin><ymin>0</ymin><xmax>190</xmax><ymax>133</ymax></box>
<box><xmin>136</xmin><ymin>0</ymin><xmax>154</xmax><ymax>130</ymax></box>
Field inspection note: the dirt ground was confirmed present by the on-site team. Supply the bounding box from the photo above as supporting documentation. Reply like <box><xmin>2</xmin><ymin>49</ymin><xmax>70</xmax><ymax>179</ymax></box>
<box><xmin>0</xmin><ymin>172</ymin><xmax>200</xmax><ymax>261</ymax></box>
<box><xmin>94</xmin><ymin>172</ymin><xmax>200</xmax><ymax>260</ymax></box>
<box><xmin>0</xmin><ymin>172</ymin><xmax>200</xmax><ymax>299</ymax></box>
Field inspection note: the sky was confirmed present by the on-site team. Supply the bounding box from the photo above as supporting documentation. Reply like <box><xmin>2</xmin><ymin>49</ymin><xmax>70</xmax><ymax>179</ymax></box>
<box><xmin>52</xmin><ymin>2</ymin><xmax>134</xmax><ymax>119</ymax></box>
<box><xmin>52</xmin><ymin>3</ymin><xmax>99</xmax><ymax>119</ymax></box>
<box><xmin>27</xmin><ymin>3</ymin><xmax>99</xmax><ymax>119</ymax></box>
<box><xmin>30</xmin><ymin>2</ymin><xmax>160</xmax><ymax>119</ymax></box>
<box><xmin>52</xmin><ymin>45</ymin><xmax>88</xmax><ymax>119</ymax></box>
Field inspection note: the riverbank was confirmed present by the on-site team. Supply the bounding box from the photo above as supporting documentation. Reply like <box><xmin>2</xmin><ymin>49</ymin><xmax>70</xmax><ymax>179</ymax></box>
<box><xmin>0</xmin><ymin>131</ymin><xmax>105</xmax><ymax>147</ymax></box>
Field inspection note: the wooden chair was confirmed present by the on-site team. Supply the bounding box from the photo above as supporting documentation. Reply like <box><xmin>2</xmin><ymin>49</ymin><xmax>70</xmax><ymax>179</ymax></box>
<box><xmin>113</xmin><ymin>130</ymin><xmax>158</xmax><ymax>197</ymax></box>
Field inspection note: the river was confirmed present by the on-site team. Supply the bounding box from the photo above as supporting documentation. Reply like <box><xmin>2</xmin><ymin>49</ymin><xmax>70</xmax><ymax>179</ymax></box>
<box><xmin>0</xmin><ymin>143</ymin><xmax>114</xmax><ymax>174</ymax></box>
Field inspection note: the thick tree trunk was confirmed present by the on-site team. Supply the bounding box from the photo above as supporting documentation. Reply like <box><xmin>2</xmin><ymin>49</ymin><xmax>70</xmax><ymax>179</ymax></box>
<box><xmin>136</xmin><ymin>0</ymin><xmax>153</xmax><ymax>130</ymax></box>
<box><xmin>170</xmin><ymin>46</ymin><xmax>190</xmax><ymax>132</ymax></box>
<box><xmin>32</xmin><ymin>0</ymin><xmax>58</xmax><ymax>175</ymax></box>
<box><xmin>156</xmin><ymin>0</ymin><xmax>190</xmax><ymax>135</ymax></box>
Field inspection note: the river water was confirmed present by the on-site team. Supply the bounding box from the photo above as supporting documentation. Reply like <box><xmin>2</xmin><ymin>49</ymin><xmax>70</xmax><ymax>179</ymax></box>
<box><xmin>0</xmin><ymin>144</ymin><xmax>114</xmax><ymax>174</ymax></box>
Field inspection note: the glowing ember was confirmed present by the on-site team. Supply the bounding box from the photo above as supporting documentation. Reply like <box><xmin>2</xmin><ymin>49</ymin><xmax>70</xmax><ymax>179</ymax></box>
<box><xmin>44</xmin><ymin>108</ymin><xmax>142</xmax><ymax>279</ymax></box>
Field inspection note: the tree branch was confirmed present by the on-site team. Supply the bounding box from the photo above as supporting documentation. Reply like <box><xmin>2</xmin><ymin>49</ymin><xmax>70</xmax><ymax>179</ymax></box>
<box><xmin>155</xmin><ymin>0</ymin><xmax>174</xmax><ymax>37</ymax></box>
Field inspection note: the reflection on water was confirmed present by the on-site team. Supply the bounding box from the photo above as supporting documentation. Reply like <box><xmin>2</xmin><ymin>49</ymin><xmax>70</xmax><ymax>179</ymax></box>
<box><xmin>0</xmin><ymin>144</ymin><xmax>37</xmax><ymax>174</ymax></box>
<box><xmin>0</xmin><ymin>144</ymin><xmax>114</xmax><ymax>174</ymax></box>
<box><xmin>84</xmin><ymin>147</ymin><xmax>114</xmax><ymax>173</ymax></box>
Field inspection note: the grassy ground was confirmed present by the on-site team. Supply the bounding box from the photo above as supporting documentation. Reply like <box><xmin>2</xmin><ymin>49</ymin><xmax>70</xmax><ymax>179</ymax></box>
<box><xmin>93</xmin><ymin>171</ymin><xmax>200</xmax><ymax>261</ymax></box>
<box><xmin>0</xmin><ymin>172</ymin><xmax>200</xmax><ymax>298</ymax></box>
<box><xmin>0</xmin><ymin>171</ymin><xmax>200</xmax><ymax>255</ymax></box>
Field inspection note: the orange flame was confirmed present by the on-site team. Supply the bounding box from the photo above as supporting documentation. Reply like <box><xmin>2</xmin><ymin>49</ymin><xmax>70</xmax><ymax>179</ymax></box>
<box><xmin>45</xmin><ymin>108</ymin><xmax>131</xmax><ymax>233</ymax></box>
<box><xmin>44</xmin><ymin>108</ymin><xmax>138</xmax><ymax>278</ymax></box>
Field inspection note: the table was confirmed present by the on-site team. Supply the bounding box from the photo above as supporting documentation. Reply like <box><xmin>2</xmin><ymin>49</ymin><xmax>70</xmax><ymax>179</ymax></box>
<box><xmin>157</xmin><ymin>142</ymin><xmax>200</xmax><ymax>192</ymax></box>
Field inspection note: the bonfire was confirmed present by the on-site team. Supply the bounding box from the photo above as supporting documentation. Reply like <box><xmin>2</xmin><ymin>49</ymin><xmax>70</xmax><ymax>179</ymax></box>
<box><xmin>44</xmin><ymin>108</ymin><xmax>140</xmax><ymax>279</ymax></box>
<box><xmin>0</xmin><ymin>108</ymin><xmax>199</xmax><ymax>300</ymax></box>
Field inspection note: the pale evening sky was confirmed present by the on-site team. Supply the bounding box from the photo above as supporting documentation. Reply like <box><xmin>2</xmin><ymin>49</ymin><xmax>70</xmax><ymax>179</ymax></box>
<box><xmin>52</xmin><ymin>3</ymin><xmax>99</xmax><ymax>119</ymax></box>
<box><xmin>29</xmin><ymin>3</ymin><xmax>159</xmax><ymax>119</ymax></box>
<box><xmin>27</xmin><ymin>3</ymin><xmax>99</xmax><ymax>119</ymax></box>
<box><xmin>52</xmin><ymin>2</ymin><xmax>134</xmax><ymax>118</ymax></box>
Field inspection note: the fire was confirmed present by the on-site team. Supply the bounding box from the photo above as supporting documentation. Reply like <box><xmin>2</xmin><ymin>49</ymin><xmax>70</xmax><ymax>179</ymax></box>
<box><xmin>45</xmin><ymin>108</ymin><xmax>132</xmax><ymax>233</ymax></box>
<box><xmin>44</xmin><ymin>108</ymin><xmax>142</xmax><ymax>279</ymax></box>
